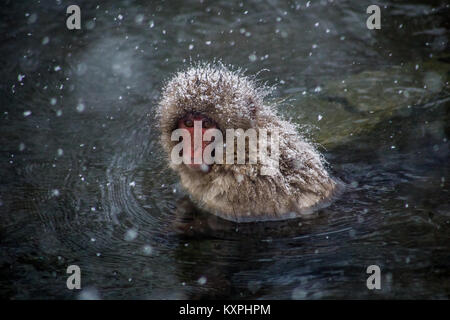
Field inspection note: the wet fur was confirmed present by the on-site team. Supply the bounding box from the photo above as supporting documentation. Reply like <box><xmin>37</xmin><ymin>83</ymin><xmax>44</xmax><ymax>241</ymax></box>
<box><xmin>158</xmin><ymin>63</ymin><xmax>338</xmax><ymax>222</ymax></box>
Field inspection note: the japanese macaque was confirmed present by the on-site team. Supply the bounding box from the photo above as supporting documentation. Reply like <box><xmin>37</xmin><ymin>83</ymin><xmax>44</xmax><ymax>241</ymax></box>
<box><xmin>158</xmin><ymin>63</ymin><xmax>339</xmax><ymax>222</ymax></box>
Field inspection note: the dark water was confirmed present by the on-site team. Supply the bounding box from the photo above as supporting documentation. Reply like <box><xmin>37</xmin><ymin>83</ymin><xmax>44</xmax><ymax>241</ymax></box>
<box><xmin>1</xmin><ymin>0</ymin><xmax>449</xmax><ymax>299</ymax></box>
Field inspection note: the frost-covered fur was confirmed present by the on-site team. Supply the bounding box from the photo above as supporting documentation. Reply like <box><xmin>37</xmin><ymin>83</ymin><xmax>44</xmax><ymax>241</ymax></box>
<box><xmin>158</xmin><ymin>63</ymin><xmax>337</xmax><ymax>222</ymax></box>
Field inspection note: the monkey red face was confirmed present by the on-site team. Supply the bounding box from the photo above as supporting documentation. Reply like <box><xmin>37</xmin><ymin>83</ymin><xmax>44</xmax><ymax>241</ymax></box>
<box><xmin>177</xmin><ymin>114</ymin><xmax>217</xmax><ymax>172</ymax></box>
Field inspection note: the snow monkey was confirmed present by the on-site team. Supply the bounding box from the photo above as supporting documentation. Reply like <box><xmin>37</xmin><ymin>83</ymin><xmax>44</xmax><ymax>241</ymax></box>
<box><xmin>158</xmin><ymin>63</ymin><xmax>339</xmax><ymax>222</ymax></box>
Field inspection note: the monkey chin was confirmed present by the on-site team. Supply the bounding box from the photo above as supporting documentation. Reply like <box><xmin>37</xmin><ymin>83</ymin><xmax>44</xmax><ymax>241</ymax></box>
<box><xmin>186</xmin><ymin>163</ymin><xmax>211</xmax><ymax>173</ymax></box>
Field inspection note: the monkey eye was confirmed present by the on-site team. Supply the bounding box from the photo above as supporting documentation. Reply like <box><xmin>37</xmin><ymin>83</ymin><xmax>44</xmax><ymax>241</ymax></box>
<box><xmin>184</xmin><ymin>119</ymin><xmax>194</xmax><ymax>127</ymax></box>
<box><xmin>203</xmin><ymin>120</ymin><xmax>212</xmax><ymax>128</ymax></box>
